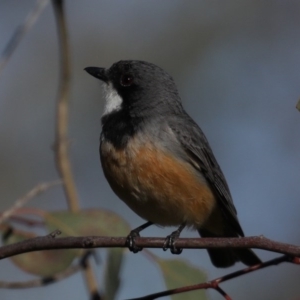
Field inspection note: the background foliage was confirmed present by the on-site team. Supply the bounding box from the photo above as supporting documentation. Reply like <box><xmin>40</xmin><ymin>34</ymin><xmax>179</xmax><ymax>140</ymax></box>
<box><xmin>0</xmin><ymin>1</ymin><xmax>300</xmax><ymax>299</ymax></box>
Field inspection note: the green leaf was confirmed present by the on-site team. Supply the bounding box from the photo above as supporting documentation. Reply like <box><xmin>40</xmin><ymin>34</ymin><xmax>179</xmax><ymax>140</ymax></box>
<box><xmin>104</xmin><ymin>249</ymin><xmax>124</xmax><ymax>300</ymax></box>
<box><xmin>156</xmin><ymin>258</ymin><xmax>208</xmax><ymax>300</ymax></box>
<box><xmin>2</xmin><ymin>227</ymin><xmax>78</xmax><ymax>277</ymax></box>
<box><xmin>45</xmin><ymin>209</ymin><xmax>131</xmax><ymax>237</ymax></box>
<box><xmin>1</xmin><ymin>209</ymin><xmax>130</xmax><ymax>277</ymax></box>
<box><xmin>45</xmin><ymin>208</ymin><xmax>130</xmax><ymax>292</ymax></box>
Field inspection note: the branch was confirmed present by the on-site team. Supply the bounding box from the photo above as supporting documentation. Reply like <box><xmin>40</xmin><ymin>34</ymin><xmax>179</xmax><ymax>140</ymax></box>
<box><xmin>0</xmin><ymin>235</ymin><xmax>300</xmax><ymax>260</ymax></box>
<box><xmin>52</xmin><ymin>0</ymin><xmax>99</xmax><ymax>297</ymax></box>
<box><xmin>128</xmin><ymin>255</ymin><xmax>300</xmax><ymax>300</ymax></box>
<box><xmin>52</xmin><ymin>0</ymin><xmax>80</xmax><ymax>211</ymax></box>
<box><xmin>1</xmin><ymin>234</ymin><xmax>298</xmax><ymax>298</ymax></box>
<box><xmin>0</xmin><ymin>180</ymin><xmax>61</xmax><ymax>226</ymax></box>
<box><xmin>0</xmin><ymin>0</ymin><xmax>50</xmax><ymax>76</ymax></box>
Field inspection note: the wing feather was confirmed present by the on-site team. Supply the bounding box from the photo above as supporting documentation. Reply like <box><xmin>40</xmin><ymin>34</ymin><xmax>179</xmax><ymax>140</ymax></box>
<box><xmin>168</xmin><ymin>115</ymin><xmax>244</xmax><ymax>236</ymax></box>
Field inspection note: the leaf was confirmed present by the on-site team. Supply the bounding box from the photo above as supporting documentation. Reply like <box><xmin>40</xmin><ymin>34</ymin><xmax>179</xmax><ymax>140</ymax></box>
<box><xmin>45</xmin><ymin>209</ymin><xmax>131</xmax><ymax>237</ymax></box>
<box><xmin>296</xmin><ymin>98</ymin><xmax>300</xmax><ymax>111</ymax></box>
<box><xmin>2</xmin><ymin>227</ymin><xmax>78</xmax><ymax>277</ymax></box>
<box><xmin>44</xmin><ymin>209</ymin><xmax>130</xmax><ymax>299</ymax></box>
<box><xmin>1</xmin><ymin>209</ymin><xmax>130</xmax><ymax>277</ymax></box>
<box><xmin>104</xmin><ymin>249</ymin><xmax>124</xmax><ymax>300</ymax></box>
<box><xmin>156</xmin><ymin>258</ymin><xmax>208</xmax><ymax>300</ymax></box>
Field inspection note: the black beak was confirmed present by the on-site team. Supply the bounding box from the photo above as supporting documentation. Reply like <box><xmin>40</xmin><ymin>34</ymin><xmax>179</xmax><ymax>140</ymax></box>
<box><xmin>84</xmin><ymin>67</ymin><xmax>108</xmax><ymax>82</ymax></box>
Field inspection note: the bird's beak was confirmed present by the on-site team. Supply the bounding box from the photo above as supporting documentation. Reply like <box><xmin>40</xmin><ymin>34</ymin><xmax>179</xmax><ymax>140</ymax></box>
<box><xmin>84</xmin><ymin>67</ymin><xmax>108</xmax><ymax>83</ymax></box>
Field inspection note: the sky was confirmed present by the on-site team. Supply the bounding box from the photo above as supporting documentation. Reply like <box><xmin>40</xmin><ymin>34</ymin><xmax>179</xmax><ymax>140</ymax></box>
<box><xmin>0</xmin><ymin>1</ymin><xmax>300</xmax><ymax>299</ymax></box>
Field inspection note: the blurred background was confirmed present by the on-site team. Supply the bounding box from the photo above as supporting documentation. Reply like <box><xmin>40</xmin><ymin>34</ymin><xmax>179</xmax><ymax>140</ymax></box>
<box><xmin>1</xmin><ymin>0</ymin><xmax>300</xmax><ymax>299</ymax></box>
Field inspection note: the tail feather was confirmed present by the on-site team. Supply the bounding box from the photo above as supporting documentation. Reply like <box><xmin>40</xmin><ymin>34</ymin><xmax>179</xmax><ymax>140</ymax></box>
<box><xmin>198</xmin><ymin>229</ymin><xmax>261</xmax><ymax>268</ymax></box>
<box><xmin>235</xmin><ymin>248</ymin><xmax>262</xmax><ymax>266</ymax></box>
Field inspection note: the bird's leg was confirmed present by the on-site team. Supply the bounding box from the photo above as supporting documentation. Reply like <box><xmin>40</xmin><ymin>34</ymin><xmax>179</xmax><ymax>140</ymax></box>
<box><xmin>163</xmin><ymin>223</ymin><xmax>186</xmax><ymax>254</ymax></box>
<box><xmin>126</xmin><ymin>221</ymin><xmax>153</xmax><ymax>253</ymax></box>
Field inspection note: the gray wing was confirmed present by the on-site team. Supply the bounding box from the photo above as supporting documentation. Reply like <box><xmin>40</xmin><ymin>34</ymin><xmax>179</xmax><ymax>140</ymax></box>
<box><xmin>168</xmin><ymin>114</ymin><xmax>244</xmax><ymax>236</ymax></box>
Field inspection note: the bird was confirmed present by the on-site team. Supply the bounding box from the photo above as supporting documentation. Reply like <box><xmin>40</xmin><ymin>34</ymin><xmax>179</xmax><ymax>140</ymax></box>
<box><xmin>84</xmin><ymin>60</ymin><xmax>261</xmax><ymax>268</ymax></box>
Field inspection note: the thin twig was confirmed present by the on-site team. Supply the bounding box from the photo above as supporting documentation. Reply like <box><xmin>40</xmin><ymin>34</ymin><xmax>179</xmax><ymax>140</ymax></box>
<box><xmin>0</xmin><ymin>235</ymin><xmax>300</xmax><ymax>259</ymax></box>
<box><xmin>0</xmin><ymin>234</ymin><xmax>298</xmax><ymax>298</ymax></box>
<box><xmin>0</xmin><ymin>180</ymin><xmax>61</xmax><ymax>226</ymax></box>
<box><xmin>128</xmin><ymin>255</ymin><xmax>294</xmax><ymax>300</ymax></box>
<box><xmin>215</xmin><ymin>286</ymin><xmax>231</xmax><ymax>300</ymax></box>
<box><xmin>0</xmin><ymin>264</ymin><xmax>80</xmax><ymax>289</ymax></box>
<box><xmin>0</xmin><ymin>0</ymin><xmax>50</xmax><ymax>76</ymax></box>
<box><xmin>52</xmin><ymin>0</ymin><xmax>99</xmax><ymax>297</ymax></box>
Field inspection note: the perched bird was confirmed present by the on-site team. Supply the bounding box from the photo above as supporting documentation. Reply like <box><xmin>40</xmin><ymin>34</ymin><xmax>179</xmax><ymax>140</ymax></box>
<box><xmin>85</xmin><ymin>60</ymin><xmax>261</xmax><ymax>268</ymax></box>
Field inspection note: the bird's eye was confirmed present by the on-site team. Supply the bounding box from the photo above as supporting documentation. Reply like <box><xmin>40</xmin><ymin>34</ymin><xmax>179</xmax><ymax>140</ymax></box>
<box><xmin>120</xmin><ymin>74</ymin><xmax>134</xmax><ymax>87</ymax></box>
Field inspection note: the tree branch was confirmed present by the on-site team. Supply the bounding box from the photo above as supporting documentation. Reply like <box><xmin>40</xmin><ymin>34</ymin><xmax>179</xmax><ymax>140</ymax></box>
<box><xmin>0</xmin><ymin>235</ymin><xmax>300</xmax><ymax>260</ymax></box>
<box><xmin>0</xmin><ymin>0</ymin><xmax>50</xmax><ymax>76</ymax></box>
<box><xmin>0</xmin><ymin>232</ymin><xmax>299</xmax><ymax>298</ymax></box>
<box><xmin>128</xmin><ymin>255</ymin><xmax>299</xmax><ymax>300</ymax></box>
<box><xmin>52</xmin><ymin>0</ymin><xmax>80</xmax><ymax>211</ymax></box>
<box><xmin>0</xmin><ymin>180</ymin><xmax>61</xmax><ymax>226</ymax></box>
<box><xmin>1</xmin><ymin>234</ymin><xmax>299</xmax><ymax>298</ymax></box>
<box><xmin>52</xmin><ymin>1</ymin><xmax>99</xmax><ymax>297</ymax></box>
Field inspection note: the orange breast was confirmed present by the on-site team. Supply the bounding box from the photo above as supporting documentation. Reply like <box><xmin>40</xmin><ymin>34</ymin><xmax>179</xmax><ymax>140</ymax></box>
<box><xmin>101</xmin><ymin>138</ymin><xmax>217</xmax><ymax>228</ymax></box>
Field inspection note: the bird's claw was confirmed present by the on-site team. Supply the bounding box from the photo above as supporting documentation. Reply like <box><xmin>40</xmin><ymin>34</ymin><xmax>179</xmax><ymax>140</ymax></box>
<box><xmin>163</xmin><ymin>232</ymin><xmax>182</xmax><ymax>255</ymax></box>
<box><xmin>126</xmin><ymin>230</ymin><xmax>143</xmax><ymax>253</ymax></box>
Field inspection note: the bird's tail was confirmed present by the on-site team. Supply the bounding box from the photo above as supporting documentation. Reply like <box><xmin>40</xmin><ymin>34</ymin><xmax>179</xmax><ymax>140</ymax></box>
<box><xmin>198</xmin><ymin>229</ymin><xmax>261</xmax><ymax>268</ymax></box>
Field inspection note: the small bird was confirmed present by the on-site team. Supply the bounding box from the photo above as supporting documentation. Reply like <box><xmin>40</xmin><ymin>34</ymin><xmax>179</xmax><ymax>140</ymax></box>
<box><xmin>85</xmin><ymin>60</ymin><xmax>261</xmax><ymax>268</ymax></box>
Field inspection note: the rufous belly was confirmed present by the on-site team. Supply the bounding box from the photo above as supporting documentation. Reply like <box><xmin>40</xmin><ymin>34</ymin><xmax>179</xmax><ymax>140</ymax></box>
<box><xmin>101</xmin><ymin>138</ymin><xmax>217</xmax><ymax>228</ymax></box>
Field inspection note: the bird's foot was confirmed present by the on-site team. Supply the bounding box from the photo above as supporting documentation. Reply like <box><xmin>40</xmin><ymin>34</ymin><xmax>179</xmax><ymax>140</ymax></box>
<box><xmin>163</xmin><ymin>223</ymin><xmax>186</xmax><ymax>254</ymax></box>
<box><xmin>125</xmin><ymin>221</ymin><xmax>153</xmax><ymax>253</ymax></box>
<box><xmin>163</xmin><ymin>230</ymin><xmax>182</xmax><ymax>255</ymax></box>
<box><xmin>126</xmin><ymin>230</ymin><xmax>143</xmax><ymax>253</ymax></box>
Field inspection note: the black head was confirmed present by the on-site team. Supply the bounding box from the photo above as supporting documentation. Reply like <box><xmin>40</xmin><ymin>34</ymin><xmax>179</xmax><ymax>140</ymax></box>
<box><xmin>85</xmin><ymin>60</ymin><xmax>184</xmax><ymax>148</ymax></box>
<box><xmin>85</xmin><ymin>60</ymin><xmax>183</xmax><ymax>118</ymax></box>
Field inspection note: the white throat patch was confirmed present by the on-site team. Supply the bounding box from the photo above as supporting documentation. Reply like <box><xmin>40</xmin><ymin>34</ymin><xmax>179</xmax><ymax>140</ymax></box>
<box><xmin>102</xmin><ymin>83</ymin><xmax>123</xmax><ymax>116</ymax></box>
